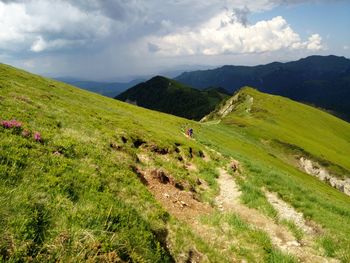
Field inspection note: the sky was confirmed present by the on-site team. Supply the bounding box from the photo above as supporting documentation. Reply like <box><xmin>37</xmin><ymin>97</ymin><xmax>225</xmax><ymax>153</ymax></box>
<box><xmin>0</xmin><ymin>0</ymin><xmax>349</xmax><ymax>81</ymax></box>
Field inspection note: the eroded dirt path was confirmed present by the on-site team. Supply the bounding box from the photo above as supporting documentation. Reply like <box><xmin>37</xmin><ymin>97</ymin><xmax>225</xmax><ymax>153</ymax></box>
<box><xmin>265</xmin><ymin>191</ymin><xmax>314</xmax><ymax>234</ymax></box>
<box><xmin>137</xmin><ymin>167</ymin><xmax>240</xmax><ymax>262</ymax></box>
<box><xmin>216</xmin><ymin>168</ymin><xmax>338</xmax><ymax>263</ymax></box>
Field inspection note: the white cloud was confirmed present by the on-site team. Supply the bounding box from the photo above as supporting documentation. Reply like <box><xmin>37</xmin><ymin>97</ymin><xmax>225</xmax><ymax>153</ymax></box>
<box><xmin>30</xmin><ymin>36</ymin><xmax>46</xmax><ymax>52</ymax></box>
<box><xmin>0</xmin><ymin>0</ymin><xmax>112</xmax><ymax>52</ymax></box>
<box><xmin>306</xmin><ymin>34</ymin><xmax>323</xmax><ymax>50</ymax></box>
<box><xmin>143</xmin><ymin>12</ymin><xmax>324</xmax><ymax>56</ymax></box>
<box><xmin>30</xmin><ymin>36</ymin><xmax>87</xmax><ymax>52</ymax></box>
<box><xmin>0</xmin><ymin>0</ymin><xmax>327</xmax><ymax>55</ymax></box>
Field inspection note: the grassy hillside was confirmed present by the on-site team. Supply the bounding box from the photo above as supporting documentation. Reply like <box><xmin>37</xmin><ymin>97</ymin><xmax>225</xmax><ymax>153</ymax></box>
<box><xmin>1</xmin><ymin>64</ymin><xmax>350</xmax><ymax>262</ymax></box>
<box><xmin>203</xmin><ymin>87</ymin><xmax>350</xmax><ymax>175</ymax></box>
<box><xmin>116</xmin><ymin>76</ymin><xmax>229</xmax><ymax>120</ymax></box>
<box><xmin>199</xmin><ymin>87</ymin><xmax>350</xmax><ymax>261</ymax></box>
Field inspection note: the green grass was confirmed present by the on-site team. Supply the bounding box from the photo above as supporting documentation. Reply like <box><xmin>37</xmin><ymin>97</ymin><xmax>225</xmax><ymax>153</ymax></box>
<box><xmin>238</xmin><ymin>179</ymin><xmax>278</xmax><ymax>218</ymax></box>
<box><xmin>280</xmin><ymin>220</ymin><xmax>304</xmax><ymax>241</ymax></box>
<box><xmin>0</xmin><ymin>64</ymin><xmax>223</xmax><ymax>261</ymax></box>
<box><xmin>197</xmin><ymin>88</ymin><xmax>350</xmax><ymax>261</ymax></box>
<box><xmin>200</xmin><ymin>212</ymin><xmax>297</xmax><ymax>263</ymax></box>
<box><xmin>1</xmin><ymin>64</ymin><xmax>350</xmax><ymax>262</ymax></box>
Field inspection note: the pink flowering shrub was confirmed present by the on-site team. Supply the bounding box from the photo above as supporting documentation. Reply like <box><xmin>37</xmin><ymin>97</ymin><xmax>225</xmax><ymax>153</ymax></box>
<box><xmin>1</xmin><ymin>119</ymin><xmax>43</xmax><ymax>142</ymax></box>
<box><xmin>34</xmin><ymin>131</ymin><xmax>42</xmax><ymax>142</ymax></box>
<box><xmin>1</xmin><ymin>119</ymin><xmax>22</xmax><ymax>129</ymax></box>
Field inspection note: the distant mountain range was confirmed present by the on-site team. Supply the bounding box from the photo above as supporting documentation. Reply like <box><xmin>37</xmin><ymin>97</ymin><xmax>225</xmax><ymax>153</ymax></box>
<box><xmin>55</xmin><ymin>78</ymin><xmax>144</xmax><ymax>97</ymax></box>
<box><xmin>115</xmin><ymin>76</ymin><xmax>229</xmax><ymax>120</ymax></box>
<box><xmin>175</xmin><ymin>55</ymin><xmax>350</xmax><ymax>121</ymax></box>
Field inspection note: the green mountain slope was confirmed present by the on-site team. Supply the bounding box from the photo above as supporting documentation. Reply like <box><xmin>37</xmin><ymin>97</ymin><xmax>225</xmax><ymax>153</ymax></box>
<box><xmin>115</xmin><ymin>76</ymin><xmax>229</xmax><ymax>120</ymax></box>
<box><xmin>176</xmin><ymin>55</ymin><xmax>350</xmax><ymax>121</ymax></box>
<box><xmin>1</xmin><ymin>64</ymin><xmax>350</xmax><ymax>262</ymax></box>
<box><xmin>203</xmin><ymin>87</ymin><xmax>350</xmax><ymax>174</ymax></box>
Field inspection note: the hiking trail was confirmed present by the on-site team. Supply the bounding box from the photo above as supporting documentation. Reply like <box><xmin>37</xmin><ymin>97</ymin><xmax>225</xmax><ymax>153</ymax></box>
<box><xmin>216</xmin><ymin>168</ymin><xmax>339</xmax><ymax>263</ymax></box>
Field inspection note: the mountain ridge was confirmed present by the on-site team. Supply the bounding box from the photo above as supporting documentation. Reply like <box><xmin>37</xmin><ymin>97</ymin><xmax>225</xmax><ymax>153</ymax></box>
<box><xmin>115</xmin><ymin>75</ymin><xmax>229</xmax><ymax>120</ymax></box>
<box><xmin>175</xmin><ymin>55</ymin><xmax>350</xmax><ymax>121</ymax></box>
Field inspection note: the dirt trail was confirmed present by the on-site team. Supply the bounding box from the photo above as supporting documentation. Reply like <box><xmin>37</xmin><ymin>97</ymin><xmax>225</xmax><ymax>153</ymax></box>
<box><xmin>265</xmin><ymin>191</ymin><xmax>314</xmax><ymax>234</ymax></box>
<box><xmin>216</xmin><ymin>168</ymin><xmax>338</xmax><ymax>263</ymax></box>
<box><xmin>139</xmin><ymin>167</ymin><xmax>240</xmax><ymax>262</ymax></box>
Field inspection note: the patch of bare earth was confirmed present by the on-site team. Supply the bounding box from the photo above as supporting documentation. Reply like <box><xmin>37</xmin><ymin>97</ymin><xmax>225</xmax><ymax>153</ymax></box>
<box><xmin>216</xmin><ymin>168</ymin><xmax>338</xmax><ymax>263</ymax></box>
<box><xmin>144</xmin><ymin>168</ymin><xmax>212</xmax><ymax>224</ymax></box>
<box><xmin>135</xmin><ymin>167</ymin><xmax>242</xmax><ymax>262</ymax></box>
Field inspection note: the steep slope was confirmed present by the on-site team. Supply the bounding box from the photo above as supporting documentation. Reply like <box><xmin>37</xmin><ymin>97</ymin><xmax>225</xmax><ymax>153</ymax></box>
<box><xmin>1</xmin><ymin>64</ymin><xmax>350</xmax><ymax>262</ymax></box>
<box><xmin>115</xmin><ymin>76</ymin><xmax>229</xmax><ymax>120</ymax></box>
<box><xmin>176</xmin><ymin>55</ymin><xmax>350</xmax><ymax>121</ymax></box>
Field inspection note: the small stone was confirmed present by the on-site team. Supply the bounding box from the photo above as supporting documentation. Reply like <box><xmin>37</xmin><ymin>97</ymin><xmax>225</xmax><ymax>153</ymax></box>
<box><xmin>287</xmin><ymin>241</ymin><xmax>300</xmax><ymax>247</ymax></box>
<box><xmin>180</xmin><ymin>201</ymin><xmax>187</xmax><ymax>206</ymax></box>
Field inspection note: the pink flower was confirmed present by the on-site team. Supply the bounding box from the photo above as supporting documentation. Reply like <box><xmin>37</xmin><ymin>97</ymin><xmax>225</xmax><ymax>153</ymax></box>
<box><xmin>34</xmin><ymin>132</ymin><xmax>41</xmax><ymax>142</ymax></box>
<box><xmin>10</xmin><ymin>120</ymin><xmax>22</xmax><ymax>128</ymax></box>
<box><xmin>1</xmin><ymin>119</ymin><xmax>22</xmax><ymax>129</ymax></box>
<box><xmin>1</xmin><ymin>120</ymin><xmax>10</xmax><ymax>128</ymax></box>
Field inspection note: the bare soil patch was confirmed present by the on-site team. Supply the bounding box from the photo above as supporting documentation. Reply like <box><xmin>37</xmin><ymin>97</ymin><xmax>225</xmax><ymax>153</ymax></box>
<box><xmin>136</xmin><ymin>167</ymin><xmax>212</xmax><ymax>224</ymax></box>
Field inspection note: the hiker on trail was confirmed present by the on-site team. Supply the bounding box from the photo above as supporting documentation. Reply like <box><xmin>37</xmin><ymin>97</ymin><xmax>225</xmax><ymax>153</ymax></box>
<box><xmin>188</xmin><ymin>128</ymin><xmax>193</xmax><ymax>138</ymax></box>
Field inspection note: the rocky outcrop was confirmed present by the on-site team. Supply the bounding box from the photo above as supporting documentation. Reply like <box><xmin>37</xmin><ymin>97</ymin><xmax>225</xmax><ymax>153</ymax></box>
<box><xmin>200</xmin><ymin>91</ymin><xmax>253</xmax><ymax>122</ymax></box>
<box><xmin>299</xmin><ymin>157</ymin><xmax>350</xmax><ymax>196</ymax></box>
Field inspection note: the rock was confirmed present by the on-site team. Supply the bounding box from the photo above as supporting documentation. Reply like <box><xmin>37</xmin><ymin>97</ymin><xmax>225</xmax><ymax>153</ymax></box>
<box><xmin>151</xmin><ymin>169</ymin><xmax>170</xmax><ymax>184</ymax></box>
<box><xmin>299</xmin><ymin>157</ymin><xmax>350</xmax><ymax>197</ymax></box>
<box><xmin>344</xmin><ymin>183</ymin><xmax>350</xmax><ymax>196</ymax></box>
<box><xmin>180</xmin><ymin>201</ymin><xmax>187</xmax><ymax>207</ymax></box>
<box><xmin>175</xmin><ymin>182</ymin><xmax>184</xmax><ymax>190</ymax></box>
<box><xmin>110</xmin><ymin>142</ymin><xmax>122</xmax><ymax>150</ymax></box>
<box><xmin>286</xmin><ymin>241</ymin><xmax>300</xmax><ymax>247</ymax></box>
<box><xmin>230</xmin><ymin>159</ymin><xmax>240</xmax><ymax>173</ymax></box>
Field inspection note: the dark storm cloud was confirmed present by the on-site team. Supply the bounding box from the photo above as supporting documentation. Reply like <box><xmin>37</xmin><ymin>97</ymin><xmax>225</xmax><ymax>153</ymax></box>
<box><xmin>148</xmin><ymin>43</ymin><xmax>160</xmax><ymax>53</ymax></box>
<box><xmin>230</xmin><ymin>7</ymin><xmax>250</xmax><ymax>26</ymax></box>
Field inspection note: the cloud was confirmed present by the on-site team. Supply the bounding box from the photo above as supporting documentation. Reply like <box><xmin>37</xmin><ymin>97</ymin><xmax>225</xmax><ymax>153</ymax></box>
<box><xmin>230</xmin><ymin>7</ymin><xmax>251</xmax><ymax>26</ymax></box>
<box><xmin>0</xmin><ymin>0</ymin><xmax>336</xmax><ymax>79</ymax></box>
<box><xmin>306</xmin><ymin>34</ymin><xmax>323</xmax><ymax>50</ymax></box>
<box><xmin>148</xmin><ymin>43</ymin><xmax>161</xmax><ymax>53</ymax></box>
<box><xmin>143</xmin><ymin>12</ymin><xmax>324</xmax><ymax>56</ymax></box>
<box><xmin>30</xmin><ymin>36</ymin><xmax>46</xmax><ymax>52</ymax></box>
<box><xmin>0</xmin><ymin>0</ymin><xmax>112</xmax><ymax>52</ymax></box>
<box><xmin>0</xmin><ymin>0</ymin><xmax>328</xmax><ymax>54</ymax></box>
<box><xmin>30</xmin><ymin>36</ymin><xmax>87</xmax><ymax>52</ymax></box>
